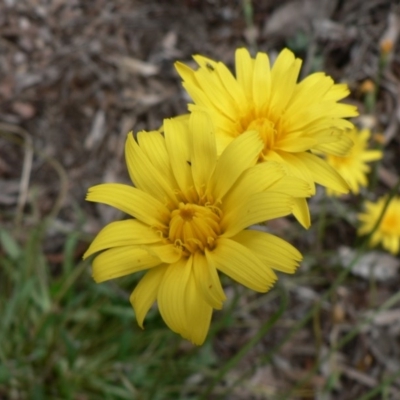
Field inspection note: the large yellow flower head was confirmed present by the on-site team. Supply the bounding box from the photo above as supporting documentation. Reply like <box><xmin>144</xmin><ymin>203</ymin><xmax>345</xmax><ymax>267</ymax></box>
<box><xmin>84</xmin><ymin>111</ymin><xmax>311</xmax><ymax>345</ymax></box>
<box><xmin>325</xmin><ymin>128</ymin><xmax>382</xmax><ymax>196</ymax></box>
<box><xmin>358</xmin><ymin>195</ymin><xmax>400</xmax><ymax>255</ymax></box>
<box><xmin>175</xmin><ymin>48</ymin><xmax>359</xmax><ymax>197</ymax></box>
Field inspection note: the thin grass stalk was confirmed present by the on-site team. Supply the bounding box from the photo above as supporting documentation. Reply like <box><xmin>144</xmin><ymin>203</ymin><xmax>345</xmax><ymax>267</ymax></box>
<box><xmin>316</xmin><ymin>193</ymin><xmax>327</xmax><ymax>258</ymax></box>
<box><xmin>242</xmin><ymin>0</ymin><xmax>257</xmax><ymax>55</ymax></box>
<box><xmin>357</xmin><ymin>369</ymin><xmax>400</xmax><ymax>400</ymax></box>
<box><xmin>279</xmin><ymin>284</ymin><xmax>400</xmax><ymax>399</ymax></box>
<box><xmin>200</xmin><ymin>283</ymin><xmax>289</xmax><ymax>399</ymax></box>
<box><xmin>0</xmin><ymin>126</ymin><xmax>68</xmax><ymax>231</ymax></box>
<box><xmin>275</xmin><ymin>178</ymin><xmax>400</xmax><ymax>399</ymax></box>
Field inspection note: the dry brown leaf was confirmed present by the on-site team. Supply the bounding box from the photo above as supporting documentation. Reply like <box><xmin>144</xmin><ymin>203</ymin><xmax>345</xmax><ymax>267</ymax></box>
<box><xmin>262</xmin><ymin>0</ymin><xmax>318</xmax><ymax>39</ymax></box>
<box><xmin>116</xmin><ymin>56</ymin><xmax>159</xmax><ymax>77</ymax></box>
<box><xmin>84</xmin><ymin>110</ymin><xmax>106</xmax><ymax>150</ymax></box>
<box><xmin>338</xmin><ymin>246</ymin><xmax>400</xmax><ymax>281</ymax></box>
<box><xmin>11</xmin><ymin>101</ymin><xmax>36</xmax><ymax>119</ymax></box>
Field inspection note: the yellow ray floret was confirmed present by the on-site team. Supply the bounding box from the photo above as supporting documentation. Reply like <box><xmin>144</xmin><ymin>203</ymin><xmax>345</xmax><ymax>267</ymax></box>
<box><xmin>358</xmin><ymin>195</ymin><xmax>400</xmax><ymax>255</ymax></box>
<box><xmin>84</xmin><ymin>111</ymin><xmax>309</xmax><ymax>345</ymax></box>
<box><xmin>175</xmin><ymin>47</ymin><xmax>359</xmax><ymax>197</ymax></box>
<box><xmin>324</xmin><ymin>128</ymin><xmax>382</xmax><ymax>196</ymax></box>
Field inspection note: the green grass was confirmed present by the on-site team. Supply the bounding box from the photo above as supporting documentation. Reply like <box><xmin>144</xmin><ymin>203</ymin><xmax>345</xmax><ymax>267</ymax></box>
<box><xmin>0</xmin><ymin>224</ymin><xmax>220</xmax><ymax>400</ymax></box>
<box><xmin>1</xmin><ymin>183</ymin><xmax>400</xmax><ymax>399</ymax></box>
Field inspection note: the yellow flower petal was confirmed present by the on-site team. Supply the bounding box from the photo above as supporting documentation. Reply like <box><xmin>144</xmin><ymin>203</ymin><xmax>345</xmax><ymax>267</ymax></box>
<box><xmin>358</xmin><ymin>195</ymin><xmax>400</xmax><ymax>255</ymax></box>
<box><xmin>83</xmin><ymin>220</ymin><xmax>162</xmax><ymax>259</ymax></box>
<box><xmin>175</xmin><ymin>58</ymin><xmax>220</xmax><ymax>112</ymax></box>
<box><xmin>222</xmin><ymin>192</ymin><xmax>293</xmax><ymax>238</ymax></box>
<box><xmin>130</xmin><ymin>264</ymin><xmax>168</xmax><ymax>328</ymax></box>
<box><xmin>291</xmin><ymin>197</ymin><xmax>311</xmax><ymax>229</ymax></box>
<box><xmin>390</xmin><ymin>236</ymin><xmax>399</xmax><ymax>254</ymax></box>
<box><xmin>141</xmin><ymin>243</ymin><xmax>182</xmax><ymax>264</ymax></box>
<box><xmin>157</xmin><ymin>257</ymin><xmax>191</xmax><ymax>339</ymax></box>
<box><xmin>214</xmin><ymin>125</ymin><xmax>236</xmax><ymax>154</ymax></box>
<box><xmin>303</xmin><ymin>120</ymin><xmax>354</xmax><ymax>137</ymax></box>
<box><xmin>286</xmin><ymin>72</ymin><xmax>333</xmax><ymax>113</ymax></box>
<box><xmin>253</xmin><ymin>51</ymin><xmax>271</xmax><ymax>111</ymax></box>
<box><xmin>92</xmin><ymin>246</ymin><xmax>160</xmax><ymax>283</ymax></box>
<box><xmin>125</xmin><ymin>133</ymin><xmax>177</xmax><ymax>206</ymax></box>
<box><xmin>370</xmin><ymin>231</ymin><xmax>381</xmax><ymax>246</ymax></box>
<box><xmin>174</xmin><ymin>61</ymin><xmax>196</xmax><ymax>86</ymax></box>
<box><xmin>206</xmin><ymin>238</ymin><xmax>277</xmax><ymax>292</ymax></box>
<box><xmin>324</xmin><ymin>83</ymin><xmax>351</xmax><ymax>101</ymax></box>
<box><xmin>268</xmin><ymin>176</ymin><xmax>313</xmax><ymax>198</ymax></box>
<box><xmin>215</xmin><ymin>61</ymin><xmax>247</xmax><ymax>107</ymax></box>
<box><xmin>137</xmin><ymin>130</ymin><xmax>177</xmax><ymax>189</ymax></box>
<box><xmin>164</xmin><ymin>117</ymin><xmax>196</xmax><ymax>200</ymax></box>
<box><xmin>324</xmin><ymin>127</ymin><xmax>383</xmax><ymax>196</ymax></box>
<box><xmin>210</xmin><ymin>130</ymin><xmax>263</xmax><ymax>201</ymax></box>
<box><xmin>231</xmin><ymin>230</ymin><xmax>302</xmax><ymax>273</ymax></box>
<box><xmin>235</xmin><ymin>47</ymin><xmax>254</xmax><ymax>99</ymax></box>
<box><xmin>193</xmin><ymin>54</ymin><xmax>217</xmax><ymax>70</ymax></box>
<box><xmin>185</xmin><ymin>268</ymin><xmax>213</xmax><ymax>345</ymax></box>
<box><xmin>182</xmin><ymin>80</ymin><xmax>220</xmax><ymax>114</ymax></box>
<box><xmin>222</xmin><ymin>162</ymin><xmax>285</xmax><ymax>210</ymax></box>
<box><xmin>192</xmin><ymin>56</ymin><xmax>238</xmax><ymax>119</ymax></box>
<box><xmin>360</xmin><ymin>150</ymin><xmax>382</xmax><ymax>162</ymax></box>
<box><xmin>222</xmin><ymin>164</ymin><xmax>311</xmax><ymax>229</ymax></box>
<box><xmin>313</xmin><ymin>133</ymin><xmax>354</xmax><ymax>156</ymax></box>
<box><xmin>189</xmin><ymin>111</ymin><xmax>217</xmax><ymax>193</ymax></box>
<box><xmin>289</xmin><ymin>102</ymin><xmax>358</xmax><ymax>130</ymax></box>
<box><xmin>269</xmin><ymin>49</ymin><xmax>302</xmax><ymax>116</ymax></box>
<box><xmin>266</xmin><ymin>151</ymin><xmax>316</xmax><ymax>194</ymax></box>
<box><xmin>86</xmin><ymin>183</ymin><xmax>170</xmax><ymax>228</ymax></box>
<box><xmin>275</xmin><ymin>134</ymin><xmax>317</xmax><ymax>152</ymax></box>
<box><xmin>296</xmin><ymin>152</ymin><xmax>349</xmax><ymax>193</ymax></box>
<box><xmin>192</xmin><ymin>252</ymin><xmax>226</xmax><ymax>309</ymax></box>
<box><xmin>383</xmin><ymin>236</ymin><xmax>392</xmax><ymax>252</ymax></box>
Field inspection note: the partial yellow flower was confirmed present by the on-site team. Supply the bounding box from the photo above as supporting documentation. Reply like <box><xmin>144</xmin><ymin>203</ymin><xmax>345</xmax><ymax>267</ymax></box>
<box><xmin>358</xmin><ymin>195</ymin><xmax>400</xmax><ymax>254</ymax></box>
<box><xmin>84</xmin><ymin>111</ymin><xmax>311</xmax><ymax>345</ymax></box>
<box><xmin>175</xmin><ymin>48</ymin><xmax>358</xmax><ymax>200</ymax></box>
<box><xmin>325</xmin><ymin>128</ymin><xmax>382</xmax><ymax>196</ymax></box>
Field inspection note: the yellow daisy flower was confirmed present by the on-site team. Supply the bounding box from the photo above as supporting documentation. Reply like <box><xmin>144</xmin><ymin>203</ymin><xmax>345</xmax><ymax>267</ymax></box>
<box><xmin>358</xmin><ymin>195</ymin><xmax>400</xmax><ymax>255</ymax></box>
<box><xmin>325</xmin><ymin>128</ymin><xmax>382</xmax><ymax>196</ymax></box>
<box><xmin>84</xmin><ymin>111</ymin><xmax>311</xmax><ymax>345</ymax></box>
<box><xmin>175</xmin><ymin>48</ymin><xmax>359</xmax><ymax>224</ymax></box>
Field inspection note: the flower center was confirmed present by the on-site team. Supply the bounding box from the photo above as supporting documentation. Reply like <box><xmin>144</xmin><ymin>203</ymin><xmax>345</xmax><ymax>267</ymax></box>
<box><xmin>237</xmin><ymin>113</ymin><xmax>278</xmax><ymax>158</ymax></box>
<box><xmin>168</xmin><ymin>202</ymin><xmax>221</xmax><ymax>255</ymax></box>
<box><xmin>247</xmin><ymin>118</ymin><xmax>277</xmax><ymax>154</ymax></box>
<box><xmin>381</xmin><ymin>213</ymin><xmax>400</xmax><ymax>235</ymax></box>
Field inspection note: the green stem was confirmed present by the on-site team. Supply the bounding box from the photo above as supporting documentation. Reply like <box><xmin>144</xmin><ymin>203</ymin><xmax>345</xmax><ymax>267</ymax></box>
<box><xmin>316</xmin><ymin>195</ymin><xmax>327</xmax><ymax>257</ymax></box>
<box><xmin>200</xmin><ymin>283</ymin><xmax>289</xmax><ymax>399</ymax></box>
<box><xmin>242</xmin><ymin>0</ymin><xmax>257</xmax><ymax>55</ymax></box>
<box><xmin>357</xmin><ymin>369</ymin><xmax>400</xmax><ymax>400</ymax></box>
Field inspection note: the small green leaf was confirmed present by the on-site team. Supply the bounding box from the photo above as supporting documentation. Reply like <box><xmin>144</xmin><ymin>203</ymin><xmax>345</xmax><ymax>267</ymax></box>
<box><xmin>0</xmin><ymin>229</ymin><xmax>21</xmax><ymax>260</ymax></box>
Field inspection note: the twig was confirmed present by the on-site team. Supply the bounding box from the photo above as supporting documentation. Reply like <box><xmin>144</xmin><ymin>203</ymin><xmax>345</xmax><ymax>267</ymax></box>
<box><xmin>0</xmin><ymin>123</ymin><xmax>33</xmax><ymax>228</ymax></box>
<box><xmin>0</xmin><ymin>123</ymin><xmax>69</xmax><ymax>229</ymax></box>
